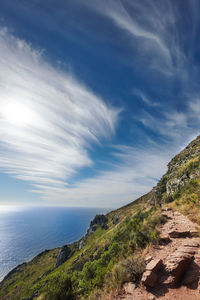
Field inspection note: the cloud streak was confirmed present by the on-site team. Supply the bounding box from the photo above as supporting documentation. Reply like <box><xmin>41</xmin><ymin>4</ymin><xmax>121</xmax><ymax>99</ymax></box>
<box><xmin>133</xmin><ymin>89</ymin><xmax>161</xmax><ymax>107</ymax></box>
<box><xmin>31</xmin><ymin>144</ymin><xmax>173</xmax><ymax>208</ymax></box>
<box><xmin>86</xmin><ymin>0</ymin><xmax>200</xmax><ymax>80</ymax></box>
<box><xmin>0</xmin><ymin>28</ymin><xmax>120</xmax><ymax>194</ymax></box>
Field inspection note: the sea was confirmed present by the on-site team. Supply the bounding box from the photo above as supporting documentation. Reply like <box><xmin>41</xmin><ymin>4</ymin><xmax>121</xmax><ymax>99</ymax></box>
<box><xmin>0</xmin><ymin>206</ymin><xmax>108</xmax><ymax>282</ymax></box>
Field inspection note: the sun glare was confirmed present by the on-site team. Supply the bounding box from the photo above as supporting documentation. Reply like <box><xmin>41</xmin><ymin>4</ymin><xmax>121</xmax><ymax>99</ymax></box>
<box><xmin>2</xmin><ymin>102</ymin><xmax>35</xmax><ymax>127</ymax></box>
<box><xmin>0</xmin><ymin>205</ymin><xmax>23</xmax><ymax>213</ymax></box>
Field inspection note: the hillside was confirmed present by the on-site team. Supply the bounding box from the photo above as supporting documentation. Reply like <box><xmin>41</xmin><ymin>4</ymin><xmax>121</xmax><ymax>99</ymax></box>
<box><xmin>0</xmin><ymin>135</ymin><xmax>199</xmax><ymax>300</ymax></box>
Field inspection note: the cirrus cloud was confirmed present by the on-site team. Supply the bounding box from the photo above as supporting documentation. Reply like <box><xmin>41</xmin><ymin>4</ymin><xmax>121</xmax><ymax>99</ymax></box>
<box><xmin>0</xmin><ymin>27</ymin><xmax>120</xmax><ymax>195</ymax></box>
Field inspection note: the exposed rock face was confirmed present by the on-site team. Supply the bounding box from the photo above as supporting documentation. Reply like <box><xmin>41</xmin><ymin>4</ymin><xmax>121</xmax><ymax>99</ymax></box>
<box><xmin>78</xmin><ymin>238</ymin><xmax>86</xmax><ymax>250</ymax></box>
<box><xmin>90</xmin><ymin>214</ymin><xmax>108</xmax><ymax>229</ymax></box>
<box><xmin>87</xmin><ymin>214</ymin><xmax>108</xmax><ymax>235</ymax></box>
<box><xmin>55</xmin><ymin>245</ymin><xmax>71</xmax><ymax>268</ymax></box>
<box><xmin>166</xmin><ymin>137</ymin><xmax>200</xmax><ymax>196</ymax></box>
<box><xmin>77</xmin><ymin>215</ymin><xmax>109</xmax><ymax>250</ymax></box>
<box><xmin>149</xmin><ymin>136</ymin><xmax>200</xmax><ymax>204</ymax></box>
<box><xmin>87</xmin><ymin>225</ymin><xmax>97</xmax><ymax>235</ymax></box>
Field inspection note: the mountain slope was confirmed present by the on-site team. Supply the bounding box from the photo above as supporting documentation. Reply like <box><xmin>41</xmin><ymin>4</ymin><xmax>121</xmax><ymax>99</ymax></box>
<box><xmin>0</xmin><ymin>135</ymin><xmax>199</xmax><ymax>300</ymax></box>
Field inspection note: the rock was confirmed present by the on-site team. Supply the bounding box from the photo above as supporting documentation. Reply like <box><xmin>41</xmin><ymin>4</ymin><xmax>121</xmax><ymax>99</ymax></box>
<box><xmin>79</xmin><ymin>239</ymin><xmax>86</xmax><ymax>250</ymax></box>
<box><xmin>87</xmin><ymin>214</ymin><xmax>109</xmax><ymax>235</ymax></box>
<box><xmin>145</xmin><ymin>256</ymin><xmax>152</xmax><ymax>264</ymax></box>
<box><xmin>182</xmin><ymin>261</ymin><xmax>199</xmax><ymax>285</ymax></box>
<box><xmin>142</xmin><ymin>259</ymin><xmax>163</xmax><ymax>287</ymax></box>
<box><xmin>182</xmin><ymin>240</ymin><xmax>199</xmax><ymax>247</ymax></box>
<box><xmin>90</xmin><ymin>214</ymin><xmax>108</xmax><ymax>230</ymax></box>
<box><xmin>142</xmin><ymin>270</ymin><xmax>158</xmax><ymax>288</ymax></box>
<box><xmin>87</xmin><ymin>225</ymin><xmax>97</xmax><ymax>235</ymax></box>
<box><xmin>123</xmin><ymin>282</ymin><xmax>136</xmax><ymax>294</ymax></box>
<box><xmin>148</xmin><ymin>295</ymin><xmax>155</xmax><ymax>300</ymax></box>
<box><xmin>55</xmin><ymin>245</ymin><xmax>71</xmax><ymax>268</ymax></box>
<box><xmin>146</xmin><ymin>258</ymin><xmax>163</xmax><ymax>272</ymax></box>
<box><xmin>165</xmin><ymin>246</ymin><xmax>194</xmax><ymax>285</ymax></box>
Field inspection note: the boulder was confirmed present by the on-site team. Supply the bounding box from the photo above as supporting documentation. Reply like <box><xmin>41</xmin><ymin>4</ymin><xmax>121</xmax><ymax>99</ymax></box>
<box><xmin>55</xmin><ymin>245</ymin><xmax>71</xmax><ymax>268</ymax></box>
<box><xmin>142</xmin><ymin>270</ymin><xmax>158</xmax><ymax>288</ymax></box>
<box><xmin>165</xmin><ymin>246</ymin><xmax>194</xmax><ymax>285</ymax></box>
<box><xmin>142</xmin><ymin>259</ymin><xmax>163</xmax><ymax>288</ymax></box>
<box><xmin>146</xmin><ymin>258</ymin><xmax>163</xmax><ymax>273</ymax></box>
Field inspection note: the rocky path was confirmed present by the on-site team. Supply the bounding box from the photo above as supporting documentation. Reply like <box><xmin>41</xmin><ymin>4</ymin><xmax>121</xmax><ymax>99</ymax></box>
<box><xmin>114</xmin><ymin>208</ymin><xmax>200</xmax><ymax>300</ymax></box>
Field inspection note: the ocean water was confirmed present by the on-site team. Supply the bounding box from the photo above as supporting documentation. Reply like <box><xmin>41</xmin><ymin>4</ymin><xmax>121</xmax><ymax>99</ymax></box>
<box><xmin>0</xmin><ymin>206</ymin><xmax>107</xmax><ymax>281</ymax></box>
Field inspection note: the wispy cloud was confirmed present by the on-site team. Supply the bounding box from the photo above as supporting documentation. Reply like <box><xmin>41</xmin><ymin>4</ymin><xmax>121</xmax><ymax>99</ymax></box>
<box><xmin>31</xmin><ymin>144</ymin><xmax>173</xmax><ymax>208</ymax></box>
<box><xmin>85</xmin><ymin>1</ymin><xmax>200</xmax><ymax>139</ymax></box>
<box><xmin>0</xmin><ymin>27</ymin><xmax>120</xmax><ymax>194</ymax></box>
<box><xmin>86</xmin><ymin>0</ymin><xmax>199</xmax><ymax>80</ymax></box>
<box><xmin>133</xmin><ymin>89</ymin><xmax>160</xmax><ymax>107</ymax></box>
<box><xmin>137</xmin><ymin>99</ymin><xmax>200</xmax><ymax>144</ymax></box>
<box><xmin>86</xmin><ymin>0</ymin><xmax>179</xmax><ymax>75</ymax></box>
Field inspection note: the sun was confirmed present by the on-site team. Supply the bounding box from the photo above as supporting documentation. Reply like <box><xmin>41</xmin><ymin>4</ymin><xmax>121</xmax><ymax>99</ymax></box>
<box><xmin>1</xmin><ymin>101</ymin><xmax>35</xmax><ymax>127</ymax></box>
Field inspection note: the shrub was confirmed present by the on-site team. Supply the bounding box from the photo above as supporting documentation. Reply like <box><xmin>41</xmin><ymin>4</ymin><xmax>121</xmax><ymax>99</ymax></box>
<box><xmin>45</xmin><ymin>274</ymin><xmax>74</xmax><ymax>300</ymax></box>
<box><xmin>173</xmin><ymin>190</ymin><xmax>181</xmax><ymax>200</ymax></box>
<box><xmin>165</xmin><ymin>195</ymin><xmax>173</xmax><ymax>203</ymax></box>
<box><xmin>121</xmin><ymin>256</ymin><xmax>146</xmax><ymax>282</ymax></box>
<box><xmin>113</xmin><ymin>256</ymin><xmax>145</xmax><ymax>285</ymax></box>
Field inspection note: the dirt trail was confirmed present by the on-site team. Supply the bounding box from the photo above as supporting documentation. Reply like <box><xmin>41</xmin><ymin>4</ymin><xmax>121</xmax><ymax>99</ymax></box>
<box><xmin>113</xmin><ymin>208</ymin><xmax>200</xmax><ymax>300</ymax></box>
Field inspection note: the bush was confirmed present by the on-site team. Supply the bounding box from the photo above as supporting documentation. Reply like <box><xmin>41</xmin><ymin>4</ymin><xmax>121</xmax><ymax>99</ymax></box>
<box><xmin>173</xmin><ymin>190</ymin><xmax>181</xmax><ymax>199</ymax></box>
<box><xmin>45</xmin><ymin>274</ymin><xmax>74</xmax><ymax>300</ymax></box>
<box><xmin>113</xmin><ymin>256</ymin><xmax>145</xmax><ymax>285</ymax></box>
<box><xmin>121</xmin><ymin>256</ymin><xmax>146</xmax><ymax>282</ymax></box>
<box><xmin>165</xmin><ymin>195</ymin><xmax>173</xmax><ymax>203</ymax></box>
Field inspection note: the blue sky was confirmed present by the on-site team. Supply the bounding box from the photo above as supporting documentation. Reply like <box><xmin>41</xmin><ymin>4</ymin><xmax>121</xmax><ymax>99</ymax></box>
<box><xmin>0</xmin><ymin>0</ymin><xmax>199</xmax><ymax>208</ymax></box>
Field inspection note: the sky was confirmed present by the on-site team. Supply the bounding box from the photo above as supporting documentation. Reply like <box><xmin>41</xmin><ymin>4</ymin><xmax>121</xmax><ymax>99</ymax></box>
<box><xmin>0</xmin><ymin>0</ymin><xmax>199</xmax><ymax>208</ymax></box>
